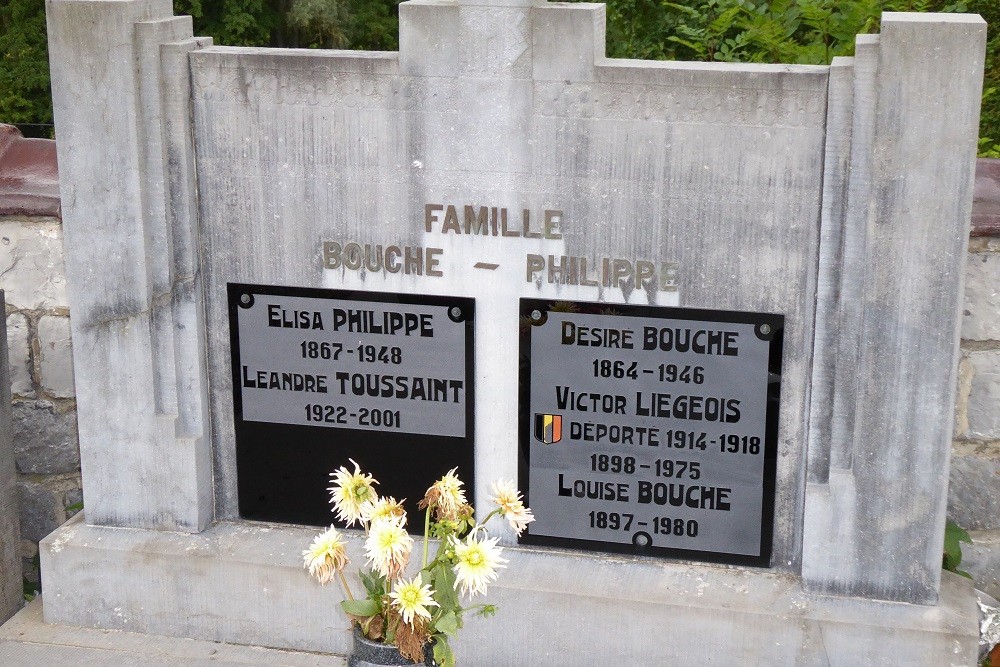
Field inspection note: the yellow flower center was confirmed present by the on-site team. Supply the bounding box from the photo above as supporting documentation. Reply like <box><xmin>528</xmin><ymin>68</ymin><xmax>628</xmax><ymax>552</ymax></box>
<box><xmin>401</xmin><ymin>588</ymin><xmax>419</xmax><ymax>605</ymax></box>
<box><xmin>467</xmin><ymin>550</ymin><xmax>484</xmax><ymax>567</ymax></box>
<box><xmin>351</xmin><ymin>484</ymin><xmax>372</xmax><ymax>501</ymax></box>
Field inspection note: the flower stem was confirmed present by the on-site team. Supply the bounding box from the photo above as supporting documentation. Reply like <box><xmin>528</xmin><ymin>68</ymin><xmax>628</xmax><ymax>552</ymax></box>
<box><xmin>481</xmin><ymin>508</ymin><xmax>501</xmax><ymax>525</ymax></box>
<box><xmin>338</xmin><ymin>569</ymin><xmax>355</xmax><ymax>601</ymax></box>
<box><xmin>422</xmin><ymin>503</ymin><xmax>433</xmax><ymax>569</ymax></box>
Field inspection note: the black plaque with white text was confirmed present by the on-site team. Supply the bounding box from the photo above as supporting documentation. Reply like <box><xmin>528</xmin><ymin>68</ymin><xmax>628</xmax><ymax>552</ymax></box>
<box><xmin>229</xmin><ymin>283</ymin><xmax>474</xmax><ymax>527</ymax></box>
<box><xmin>518</xmin><ymin>299</ymin><xmax>782</xmax><ymax>567</ymax></box>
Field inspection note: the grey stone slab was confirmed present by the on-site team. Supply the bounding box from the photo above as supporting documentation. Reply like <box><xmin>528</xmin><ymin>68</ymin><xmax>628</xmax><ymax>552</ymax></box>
<box><xmin>967</xmin><ymin>350</ymin><xmax>1000</xmax><ymax>438</ymax></box>
<box><xmin>0</xmin><ymin>291</ymin><xmax>21</xmax><ymax>624</ymax></box>
<box><xmin>0</xmin><ymin>219</ymin><xmax>68</xmax><ymax>312</ymax></box>
<box><xmin>810</xmin><ymin>13</ymin><xmax>986</xmax><ymax>604</ymax></box>
<box><xmin>17</xmin><ymin>480</ymin><xmax>62</xmax><ymax>543</ymax></box>
<box><xmin>0</xmin><ymin>599</ymin><xmax>347</xmax><ymax>666</ymax></box>
<box><xmin>38</xmin><ymin>518</ymin><xmax>978</xmax><ymax>665</ymax></box>
<box><xmin>948</xmin><ymin>445</ymin><xmax>1000</xmax><ymax>531</ymax></box>
<box><xmin>963</xmin><ymin>252</ymin><xmax>1000</xmax><ymax>341</ymax></box>
<box><xmin>12</xmin><ymin>400</ymin><xmax>79</xmax><ymax>475</ymax></box>
<box><xmin>4</xmin><ymin>312</ymin><xmax>32</xmax><ymax>397</ymax></box>
<box><xmin>36</xmin><ymin>316</ymin><xmax>73</xmax><ymax>398</ymax></box>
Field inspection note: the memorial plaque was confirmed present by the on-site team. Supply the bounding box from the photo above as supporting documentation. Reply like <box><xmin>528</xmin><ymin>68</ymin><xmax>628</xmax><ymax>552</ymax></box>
<box><xmin>519</xmin><ymin>299</ymin><xmax>782</xmax><ymax>567</ymax></box>
<box><xmin>229</xmin><ymin>284</ymin><xmax>474</xmax><ymax>527</ymax></box>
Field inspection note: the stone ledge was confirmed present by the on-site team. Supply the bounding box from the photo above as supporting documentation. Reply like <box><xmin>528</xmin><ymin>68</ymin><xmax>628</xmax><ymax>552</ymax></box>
<box><xmin>39</xmin><ymin>515</ymin><xmax>978</xmax><ymax>665</ymax></box>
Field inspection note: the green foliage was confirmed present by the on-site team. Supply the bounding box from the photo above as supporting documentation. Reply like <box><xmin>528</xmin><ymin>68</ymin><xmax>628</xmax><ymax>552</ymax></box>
<box><xmin>171</xmin><ymin>0</ymin><xmax>400</xmax><ymax>50</ymax></box>
<box><xmin>594</xmin><ymin>0</ymin><xmax>968</xmax><ymax>64</ymax></box>
<box><xmin>942</xmin><ymin>518</ymin><xmax>973</xmax><ymax>579</ymax></box>
<box><xmin>22</xmin><ymin>552</ymin><xmax>40</xmax><ymax>603</ymax></box>
<box><xmin>0</xmin><ymin>0</ymin><xmax>52</xmax><ymax>133</ymax></box>
<box><xmin>341</xmin><ymin>597</ymin><xmax>381</xmax><ymax>618</ymax></box>
<box><xmin>969</xmin><ymin>0</ymin><xmax>1000</xmax><ymax>156</ymax></box>
<box><xmin>586</xmin><ymin>0</ymin><xmax>996</xmax><ymax>154</ymax></box>
<box><xmin>288</xmin><ymin>0</ymin><xmax>350</xmax><ymax>48</ymax></box>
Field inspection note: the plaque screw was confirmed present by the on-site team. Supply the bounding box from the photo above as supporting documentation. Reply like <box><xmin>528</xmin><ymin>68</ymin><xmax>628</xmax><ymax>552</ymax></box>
<box><xmin>450</xmin><ymin>306</ymin><xmax>462</xmax><ymax>319</ymax></box>
<box><xmin>240</xmin><ymin>294</ymin><xmax>251</xmax><ymax>305</ymax></box>
<box><xmin>760</xmin><ymin>323</ymin><xmax>771</xmax><ymax>335</ymax></box>
<box><xmin>530</xmin><ymin>309</ymin><xmax>543</xmax><ymax>322</ymax></box>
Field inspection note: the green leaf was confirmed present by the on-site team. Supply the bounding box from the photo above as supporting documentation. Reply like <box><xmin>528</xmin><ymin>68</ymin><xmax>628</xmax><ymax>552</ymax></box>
<box><xmin>435</xmin><ymin>610</ymin><xmax>460</xmax><ymax>638</ymax></box>
<box><xmin>341</xmin><ymin>598</ymin><xmax>380</xmax><ymax>618</ymax></box>
<box><xmin>942</xmin><ymin>519</ymin><xmax>973</xmax><ymax>575</ymax></box>
<box><xmin>433</xmin><ymin>636</ymin><xmax>455</xmax><ymax>667</ymax></box>
<box><xmin>431</xmin><ymin>563</ymin><xmax>459</xmax><ymax>610</ymax></box>
<box><xmin>476</xmin><ymin>604</ymin><xmax>498</xmax><ymax>619</ymax></box>
<box><xmin>360</xmin><ymin>569</ymin><xmax>386</xmax><ymax>598</ymax></box>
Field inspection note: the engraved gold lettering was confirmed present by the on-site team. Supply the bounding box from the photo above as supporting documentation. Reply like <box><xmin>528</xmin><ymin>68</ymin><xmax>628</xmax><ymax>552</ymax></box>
<box><xmin>523</xmin><ymin>209</ymin><xmax>542</xmax><ymax>239</ymax></box>
<box><xmin>442</xmin><ymin>205</ymin><xmax>461</xmax><ymax>233</ymax></box>
<box><xmin>464</xmin><ymin>206</ymin><xmax>489</xmax><ymax>235</ymax></box>
<box><xmin>424</xmin><ymin>203</ymin><xmax>443</xmax><ymax>233</ymax></box>
<box><xmin>343</xmin><ymin>243</ymin><xmax>362</xmax><ymax>270</ymax></box>
<box><xmin>526</xmin><ymin>254</ymin><xmax>544</xmax><ymax>281</ymax></box>
<box><xmin>385</xmin><ymin>246</ymin><xmax>402</xmax><ymax>273</ymax></box>
<box><xmin>323</xmin><ymin>241</ymin><xmax>341</xmax><ymax>269</ymax></box>
<box><xmin>404</xmin><ymin>246</ymin><xmax>423</xmax><ymax>274</ymax></box>
<box><xmin>544</xmin><ymin>210</ymin><xmax>564</xmax><ymax>239</ymax></box>
<box><xmin>426</xmin><ymin>248</ymin><xmax>443</xmax><ymax>277</ymax></box>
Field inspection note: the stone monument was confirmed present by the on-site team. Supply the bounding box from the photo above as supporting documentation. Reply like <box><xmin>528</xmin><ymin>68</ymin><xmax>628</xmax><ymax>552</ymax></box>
<box><xmin>40</xmin><ymin>0</ymin><xmax>984</xmax><ymax>663</ymax></box>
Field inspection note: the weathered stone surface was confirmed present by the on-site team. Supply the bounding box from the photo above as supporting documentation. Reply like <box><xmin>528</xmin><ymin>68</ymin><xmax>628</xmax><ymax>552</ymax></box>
<box><xmin>36</xmin><ymin>315</ymin><xmax>74</xmax><ymax>398</ymax></box>
<box><xmin>947</xmin><ymin>443</ymin><xmax>1000</xmax><ymax>531</ymax></box>
<box><xmin>196</xmin><ymin>2</ymin><xmax>828</xmax><ymax>576</ymax></box>
<box><xmin>39</xmin><ymin>0</ymin><xmax>988</xmax><ymax>658</ymax></box>
<box><xmin>17</xmin><ymin>480</ymin><xmax>61</xmax><ymax>544</ymax></box>
<box><xmin>4</xmin><ymin>312</ymin><xmax>32</xmax><ymax>397</ymax></box>
<box><xmin>12</xmin><ymin>401</ymin><xmax>80</xmax><ymax>475</ymax></box>
<box><xmin>0</xmin><ymin>220</ymin><xmax>67</xmax><ymax>311</ymax></box>
<box><xmin>963</xmin><ymin>252</ymin><xmax>1000</xmax><ymax>341</ymax></box>
<box><xmin>803</xmin><ymin>13</ymin><xmax>986</xmax><ymax>605</ymax></box>
<box><xmin>0</xmin><ymin>291</ymin><xmax>22</xmax><ymax>623</ymax></box>
<box><xmin>968</xmin><ymin>350</ymin><xmax>1000</xmax><ymax>439</ymax></box>
<box><xmin>46</xmin><ymin>0</ymin><xmax>212</xmax><ymax>533</ymax></box>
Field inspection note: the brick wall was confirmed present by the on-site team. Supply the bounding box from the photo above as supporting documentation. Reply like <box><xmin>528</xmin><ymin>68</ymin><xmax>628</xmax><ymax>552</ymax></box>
<box><xmin>950</xmin><ymin>159</ymin><xmax>1000</xmax><ymax>596</ymax></box>
<box><xmin>0</xmin><ymin>125</ymin><xmax>80</xmax><ymax>594</ymax></box>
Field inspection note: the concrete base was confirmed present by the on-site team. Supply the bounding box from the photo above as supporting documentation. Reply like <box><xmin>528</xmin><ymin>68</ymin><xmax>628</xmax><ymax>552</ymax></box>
<box><xmin>39</xmin><ymin>514</ymin><xmax>978</xmax><ymax>665</ymax></box>
<box><xmin>0</xmin><ymin>598</ymin><xmax>346</xmax><ymax>665</ymax></box>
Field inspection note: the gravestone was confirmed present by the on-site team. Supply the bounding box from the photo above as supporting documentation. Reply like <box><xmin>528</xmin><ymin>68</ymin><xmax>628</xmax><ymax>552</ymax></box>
<box><xmin>40</xmin><ymin>0</ymin><xmax>984</xmax><ymax>663</ymax></box>
<box><xmin>0</xmin><ymin>291</ymin><xmax>21</xmax><ymax>624</ymax></box>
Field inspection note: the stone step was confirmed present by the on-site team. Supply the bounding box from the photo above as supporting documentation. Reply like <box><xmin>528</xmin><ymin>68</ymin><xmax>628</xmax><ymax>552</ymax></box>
<box><xmin>0</xmin><ymin>598</ymin><xmax>349</xmax><ymax>666</ymax></box>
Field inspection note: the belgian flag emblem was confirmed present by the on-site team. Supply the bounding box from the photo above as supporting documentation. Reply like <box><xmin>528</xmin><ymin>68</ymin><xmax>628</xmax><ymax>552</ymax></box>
<box><xmin>534</xmin><ymin>413</ymin><xmax>563</xmax><ymax>444</ymax></box>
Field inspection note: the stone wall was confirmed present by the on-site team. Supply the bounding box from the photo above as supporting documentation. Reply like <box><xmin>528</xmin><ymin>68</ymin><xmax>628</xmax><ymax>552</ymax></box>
<box><xmin>0</xmin><ymin>290</ymin><xmax>22</xmax><ymax>623</ymax></box>
<box><xmin>0</xmin><ymin>125</ymin><xmax>80</xmax><ymax>595</ymax></box>
<box><xmin>1</xmin><ymin>125</ymin><xmax>998</xmax><ymax>595</ymax></box>
<box><xmin>950</xmin><ymin>158</ymin><xmax>1000</xmax><ymax>597</ymax></box>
